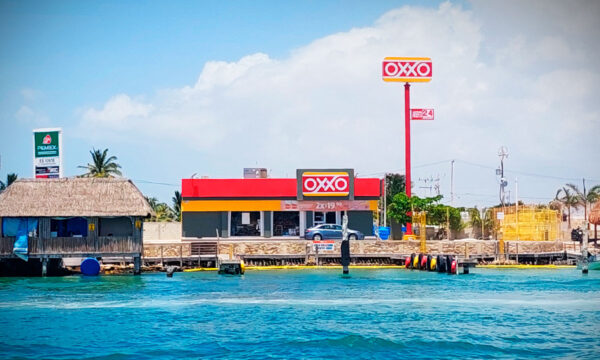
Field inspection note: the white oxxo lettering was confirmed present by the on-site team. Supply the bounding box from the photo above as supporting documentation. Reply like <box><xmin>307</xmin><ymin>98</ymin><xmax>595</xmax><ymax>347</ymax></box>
<box><xmin>303</xmin><ymin>175</ymin><xmax>348</xmax><ymax>193</ymax></box>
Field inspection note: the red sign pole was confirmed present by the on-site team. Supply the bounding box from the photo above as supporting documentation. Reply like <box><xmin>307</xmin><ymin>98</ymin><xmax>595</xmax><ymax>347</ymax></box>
<box><xmin>404</xmin><ymin>82</ymin><xmax>412</xmax><ymax>235</ymax></box>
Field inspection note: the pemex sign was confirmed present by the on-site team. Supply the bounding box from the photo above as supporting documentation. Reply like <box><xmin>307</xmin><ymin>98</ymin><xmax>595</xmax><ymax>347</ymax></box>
<box><xmin>382</xmin><ymin>57</ymin><xmax>432</xmax><ymax>82</ymax></box>
<box><xmin>33</xmin><ymin>128</ymin><xmax>63</xmax><ymax>178</ymax></box>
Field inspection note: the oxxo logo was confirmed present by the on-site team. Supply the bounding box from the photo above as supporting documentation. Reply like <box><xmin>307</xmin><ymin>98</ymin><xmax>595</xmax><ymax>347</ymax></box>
<box><xmin>382</xmin><ymin>57</ymin><xmax>432</xmax><ymax>82</ymax></box>
<box><xmin>43</xmin><ymin>134</ymin><xmax>52</xmax><ymax>144</ymax></box>
<box><xmin>302</xmin><ymin>172</ymin><xmax>350</xmax><ymax>196</ymax></box>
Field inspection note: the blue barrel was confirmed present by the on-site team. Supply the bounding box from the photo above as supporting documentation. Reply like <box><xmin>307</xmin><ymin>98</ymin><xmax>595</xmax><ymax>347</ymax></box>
<box><xmin>378</xmin><ymin>226</ymin><xmax>390</xmax><ymax>240</ymax></box>
<box><xmin>81</xmin><ymin>258</ymin><xmax>100</xmax><ymax>276</ymax></box>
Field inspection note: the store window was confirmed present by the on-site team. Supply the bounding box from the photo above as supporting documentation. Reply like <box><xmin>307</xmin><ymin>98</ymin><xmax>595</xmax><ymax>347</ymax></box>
<box><xmin>273</xmin><ymin>211</ymin><xmax>299</xmax><ymax>236</ymax></box>
<box><xmin>314</xmin><ymin>211</ymin><xmax>337</xmax><ymax>225</ymax></box>
<box><xmin>231</xmin><ymin>211</ymin><xmax>261</xmax><ymax>236</ymax></box>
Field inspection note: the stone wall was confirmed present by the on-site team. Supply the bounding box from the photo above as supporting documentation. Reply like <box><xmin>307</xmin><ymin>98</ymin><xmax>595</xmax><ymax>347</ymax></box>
<box><xmin>142</xmin><ymin>239</ymin><xmax>573</xmax><ymax>259</ymax></box>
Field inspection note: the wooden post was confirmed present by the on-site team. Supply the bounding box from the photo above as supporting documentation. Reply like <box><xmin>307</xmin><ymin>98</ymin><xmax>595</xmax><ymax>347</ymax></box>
<box><xmin>133</xmin><ymin>256</ymin><xmax>141</xmax><ymax>275</ymax></box>
<box><xmin>41</xmin><ymin>258</ymin><xmax>47</xmax><ymax>277</ymax></box>
<box><xmin>516</xmin><ymin>242</ymin><xmax>519</xmax><ymax>264</ymax></box>
<box><xmin>179</xmin><ymin>245</ymin><xmax>183</xmax><ymax>267</ymax></box>
<box><xmin>160</xmin><ymin>246</ymin><xmax>164</xmax><ymax>267</ymax></box>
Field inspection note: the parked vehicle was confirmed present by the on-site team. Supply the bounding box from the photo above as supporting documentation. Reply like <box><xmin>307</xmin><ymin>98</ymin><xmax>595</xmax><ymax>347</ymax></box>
<box><xmin>304</xmin><ymin>224</ymin><xmax>364</xmax><ymax>240</ymax></box>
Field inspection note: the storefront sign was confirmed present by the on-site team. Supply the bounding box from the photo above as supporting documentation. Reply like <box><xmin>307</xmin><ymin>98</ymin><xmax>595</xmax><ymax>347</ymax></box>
<box><xmin>33</xmin><ymin>128</ymin><xmax>62</xmax><ymax>179</ymax></box>
<box><xmin>411</xmin><ymin>108</ymin><xmax>434</xmax><ymax>120</ymax></box>
<box><xmin>282</xmin><ymin>200</ymin><xmax>372</xmax><ymax>211</ymax></box>
<box><xmin>382</xmin><ymin>57</ymin><xmax>432</xmax><ymax>82</ymax></box>
<box><xmin>313</xmin><ymin>240</ymin><xmax>335</xmax><ymax>251</ymax></box>
<box><xmin>302</xmin><ymin>172</ymin><xmax>350</xmax><ymax>197</ymax></box>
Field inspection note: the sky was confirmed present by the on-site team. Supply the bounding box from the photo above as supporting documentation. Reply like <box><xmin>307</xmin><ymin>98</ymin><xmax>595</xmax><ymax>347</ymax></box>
<box><xmin>1</xmin><ymin>0</ymin><xmax>599</xmax><ymax>208</ymax></box>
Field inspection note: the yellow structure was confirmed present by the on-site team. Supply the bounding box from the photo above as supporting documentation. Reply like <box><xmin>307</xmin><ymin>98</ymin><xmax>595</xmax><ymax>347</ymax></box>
<box><xmin>493</xmin><ymin>206</ymin><xmax>559</xmax><ymax>241</ymax></box>
<box><xmin>412</xmin><ymin>211</ymin><xmax>427</xmax><ymax>252</ymax></box>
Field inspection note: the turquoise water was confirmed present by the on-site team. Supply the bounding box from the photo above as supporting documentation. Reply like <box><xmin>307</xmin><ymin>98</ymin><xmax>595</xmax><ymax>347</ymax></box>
<box><xmin>1</xmin><ymin>269</ymin><xmax>599</xmax><ymax>359</ymax></box>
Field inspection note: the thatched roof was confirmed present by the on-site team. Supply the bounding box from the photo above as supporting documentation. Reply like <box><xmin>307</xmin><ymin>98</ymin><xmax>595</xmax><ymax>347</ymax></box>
<box><xmin>591</xmin><ymin>201</ymin><xmax>600</xmax><ymax>225</ymax></box>
<box><xmin>0</xmin><ymin>178</ymin><xmax>154</xmax><ymax>217</ymax></box>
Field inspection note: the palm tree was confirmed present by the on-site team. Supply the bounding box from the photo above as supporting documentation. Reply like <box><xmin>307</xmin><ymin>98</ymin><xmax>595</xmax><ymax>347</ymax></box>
<box><xmin>0</xmin><ymin>173</ymin><xmax>18</xmax><ymax>191</ymax></box>
<box><xmin>555</xmin><ymin>186</ymin><xmax>580</xmax><ymax>228</ymax></box>
<box><xmin>78</xmin><ymin>148</ymin><xmax>122</xmax><ymax>178</ymax></box>
<box><xmin>145</xmin><ymin>196</ymin><xmax>175</xmax><ymax>222</ymax></box>
<box><xmin>566</xmin><ymin>183</ymin><xmax>600</xmax><ymax>222</ymax></box>
<box><xmin>172</xmin><ymin>190</ymin><xmax>182</xmax><ymax>222</ymax></box>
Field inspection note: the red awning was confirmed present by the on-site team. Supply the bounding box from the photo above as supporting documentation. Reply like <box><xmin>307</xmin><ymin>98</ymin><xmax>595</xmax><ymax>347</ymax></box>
<box><xmin>182</xmin><ymin>178</ymin><xmax>381</xmax><ymax>199</ymax></box>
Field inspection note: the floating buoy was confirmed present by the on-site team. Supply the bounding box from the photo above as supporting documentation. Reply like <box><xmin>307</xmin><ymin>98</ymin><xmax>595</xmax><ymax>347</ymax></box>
<box><xmin>412</xmin><ymin>254</ymin><xmax>419</xmax><ymax>269</ymax></box>
<box><xmin>451</xmin><ymin>259</ymin><xmax>457</xmax><ymax>274</ymax></box>
<box><xmin>420</xmin><ymin>254</ymin><xmax>427</xmax><ymax>270</ymax></box>
<box><xmin>430</xmin><ymin>256</ymin><xmax>437</xmax><ymax>271</ymax></box>
<box><xmin>437</xmin><ymin>255</ymin><xmax>446</xmax><ymax>273</ymax></box>
<box><xmin>405</xmin><ymin>256</ymin><xmax>411</xmax><ymax>268</ymax></box>
<box><xmin>80</xmin><ymin>258</ymin><xmax>100</xmax><ymax>276</ymax></box>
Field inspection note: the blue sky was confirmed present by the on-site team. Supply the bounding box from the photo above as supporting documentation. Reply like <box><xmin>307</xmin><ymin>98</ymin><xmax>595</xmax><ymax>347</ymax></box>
<box><xmin>1</xmin><ymin>0</ymin><xmax>599</xmax><ymax>208</ymax></box>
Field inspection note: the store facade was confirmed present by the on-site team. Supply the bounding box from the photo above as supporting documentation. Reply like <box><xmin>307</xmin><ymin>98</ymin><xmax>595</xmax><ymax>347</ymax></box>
<box><xmin>181</xmin><ymin>169</ymin><xmax>381</xmax><ymax>239</ymax></box>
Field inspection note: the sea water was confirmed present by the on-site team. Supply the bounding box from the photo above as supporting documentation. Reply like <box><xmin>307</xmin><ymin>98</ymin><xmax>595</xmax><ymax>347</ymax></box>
<box><xmin>0</xmin><ymin>269</ymin><xmax>599</xmax><ymax>359</ymax></box>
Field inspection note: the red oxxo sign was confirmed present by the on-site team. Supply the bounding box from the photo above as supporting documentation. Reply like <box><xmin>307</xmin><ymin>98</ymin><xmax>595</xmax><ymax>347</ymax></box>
<box><xmin>302</xmin><ymin>172</ymin><xmax>350</xmax><ymax>197</ymax></box>
<box><xmin>411</xmin><ymin>109</ymin><xmax>434</xmax><ymax>120</ymax></box>
<box><xmin>382</xmin><ymin>57</ymin><xmax>432</xmax><ymax>82</ymax></box>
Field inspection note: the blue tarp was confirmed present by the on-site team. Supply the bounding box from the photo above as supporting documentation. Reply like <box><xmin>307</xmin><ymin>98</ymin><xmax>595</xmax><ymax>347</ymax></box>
<box><xmin>2</xmin><ymin>218</ymin><xmax>38</xmax><ymax>261</ymax></box>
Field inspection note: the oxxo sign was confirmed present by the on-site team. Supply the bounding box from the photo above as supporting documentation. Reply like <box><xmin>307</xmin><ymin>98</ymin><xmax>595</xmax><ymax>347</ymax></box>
<box><xmin>297</xmin><ymin>169</ymin><xmax>354</xmax><ymax>200</ymax></box>
<box><xmin>382</xmin><ymin>57</ymin><xmax>432</xmax><ymax>82</ymax></box>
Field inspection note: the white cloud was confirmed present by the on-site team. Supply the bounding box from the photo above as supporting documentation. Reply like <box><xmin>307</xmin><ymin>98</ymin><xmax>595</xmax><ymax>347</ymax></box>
<box><xmin>76</xmin><ymin>0</ymin><xmax>600</xmax><ymax>205</ymax></box>
<box><xmin>15</xmin><ymin>105</ymin><xmax>48</xmax><ymax>125</ymax></box>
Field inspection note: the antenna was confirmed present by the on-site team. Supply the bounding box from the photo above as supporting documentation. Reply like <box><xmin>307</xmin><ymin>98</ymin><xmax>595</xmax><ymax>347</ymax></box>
<box><xmin>497</xmin><ymin>146</ymin><xmax>509</xmax><ymax>207</ymax></box>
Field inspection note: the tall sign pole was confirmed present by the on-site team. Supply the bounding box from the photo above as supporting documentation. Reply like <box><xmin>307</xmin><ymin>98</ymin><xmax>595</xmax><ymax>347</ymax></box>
<box><xmin>404</xmin><ymin>83</ymin><xmax>412</xmax><ymax>234</ymax></box>
<box><xmin>383</xmin><ymin>57</ymin><xmax>433</xmax><ymax>236</ymax></box>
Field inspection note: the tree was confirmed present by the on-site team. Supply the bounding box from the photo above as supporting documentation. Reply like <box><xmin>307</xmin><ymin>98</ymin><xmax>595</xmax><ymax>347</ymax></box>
<box><xmin>555</xmin><ymin>186</ymin><xmax>580</xmax><ymax>228</ymax></box>
<box><xmin>565</xmin><ymin>183</ymin><xmax>600</xmax><ymax>222</ymax></box>
<box><xmin>78</xmin><ymin>148</ymin><xmax>122</xmax><ymax>178</ymax></box>
<box><xmin>0</xmin><ymin>173</ymin><xmax>18</xmax><ymax>191</ymax></box>
<box><xmin>172</xmin><ymin>190</ymin><xmax>182</xmax><ymax>222</ymax></box>
<box><xmin>387</xmin><ymin>193</ymin><xmax>463</xmax><ymax>232</ymax></box>
<box><xmin>467</xmin><ymin>207</ymin><xmax>495</xmax><ymax>239</ymax></box>
<box><xmin>145</xmin><ymin>196</ymin><xmax>175</xmax><ymax>222</ymax></box>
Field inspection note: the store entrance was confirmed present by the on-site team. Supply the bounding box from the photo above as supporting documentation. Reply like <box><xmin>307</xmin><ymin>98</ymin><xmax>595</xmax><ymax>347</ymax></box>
<box><xmin>273</xmin><ymin>211</ymin><xmax>300</xmax><ymax>236</ymax></box>
<box><xmin>314</xmin><ymin>211</ymin><xmax>337</xmax><ymax>225</ymax></box>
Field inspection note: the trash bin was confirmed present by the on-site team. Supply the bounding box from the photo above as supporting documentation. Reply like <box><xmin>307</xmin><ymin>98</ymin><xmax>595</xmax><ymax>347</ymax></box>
<box><xmin>378</xmin><ymin>226</ymin><xmax>390</xmax><ymax>240</ymax></box>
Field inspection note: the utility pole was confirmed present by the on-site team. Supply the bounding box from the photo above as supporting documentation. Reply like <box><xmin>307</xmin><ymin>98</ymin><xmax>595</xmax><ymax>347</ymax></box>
<box><xmin>582</xmin><ymin>178</ymin><xmax>589</xmax><ymax>274</ymax></box>
<box><xmin>383</xmin><ymin>173</ymin><xmax>387</xmax><ymax>227</ymax></box>
<box><xmin>450</xmin><ymin>160</ymin><xmax>455</xmax><ymax>206</ymax></box>
<box><xmin>515</xmin><ymin>177</ymin><xmax>519</xmax><ymax>241</ymax></box>
<box><xmin>497</xmin><ymin>147</ymin><xmax>509</xmax><ymax>209</ymax></box>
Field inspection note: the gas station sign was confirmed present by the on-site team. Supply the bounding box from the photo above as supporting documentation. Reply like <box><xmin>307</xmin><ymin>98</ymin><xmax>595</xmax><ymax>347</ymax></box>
<box><xmin>382</xmin><ymin>57</ymin><xmax>432</xmax><ymax>82</ymax></box>
<box><xmin>33</xmin><ymin>128</ymin><xmax>63</xmax><ymax>179</ymax></box>
<box><xmin>411</xmin><ymin>109</ymin><xmax>434</xmax><ymax>120</ymax></box>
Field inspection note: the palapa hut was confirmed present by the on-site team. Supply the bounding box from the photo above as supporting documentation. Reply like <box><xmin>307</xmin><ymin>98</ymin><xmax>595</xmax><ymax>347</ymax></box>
<box><xmin>0</xmin><ymin>178</ymin><xmax>154</xmax><ymax>275</ymax></box>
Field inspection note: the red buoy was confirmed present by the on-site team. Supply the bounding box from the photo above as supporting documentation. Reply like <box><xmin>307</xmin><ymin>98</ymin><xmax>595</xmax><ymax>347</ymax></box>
<box><xmin>405</xmin><ymin>257</ymin><xmax>411</xmax><ymax>268</ymax></box>
<box><xmin>420</xmin><ymin>256</ymin><xmax>427</xmax><ymax>270</ymax></box>
<box><xmin>451</xmin><ymin>260</ymin><xmax>457</xmax><ymax>274</ymax></box>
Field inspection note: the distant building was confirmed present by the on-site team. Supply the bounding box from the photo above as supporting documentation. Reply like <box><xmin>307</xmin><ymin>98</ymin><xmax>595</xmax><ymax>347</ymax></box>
<box><xmin>181</xmin><ymin>168</ymin><xmax>381</xmax><ymax>239</ymax></box>
<box><xmin>0</xmin><ymin>178</ymin><xmax>154</xmax><ymax>274</ymax></box>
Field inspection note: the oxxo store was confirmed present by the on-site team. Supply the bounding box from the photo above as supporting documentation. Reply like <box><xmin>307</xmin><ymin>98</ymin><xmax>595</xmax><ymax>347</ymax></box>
<box><xmin>181</xmin><ymin>169</ymin><xmax>381</xmax><ymax>239</ymax></box>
